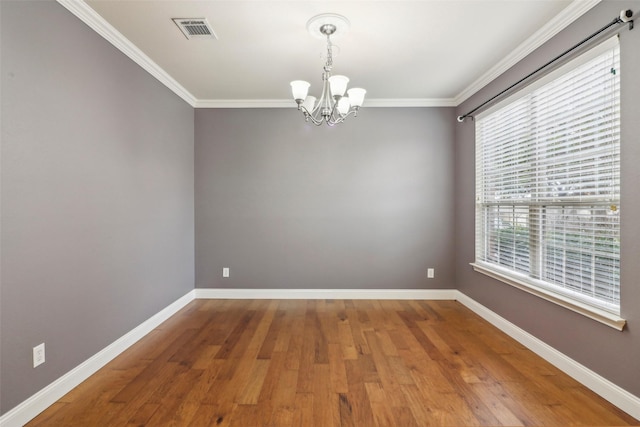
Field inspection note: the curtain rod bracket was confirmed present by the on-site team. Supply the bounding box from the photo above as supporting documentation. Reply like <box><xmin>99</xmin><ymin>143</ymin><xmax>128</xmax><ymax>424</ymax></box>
<box><xmin>619</xmin><ymin>9</ymin><xmax>634</xmax><ymax>29</ymax></box>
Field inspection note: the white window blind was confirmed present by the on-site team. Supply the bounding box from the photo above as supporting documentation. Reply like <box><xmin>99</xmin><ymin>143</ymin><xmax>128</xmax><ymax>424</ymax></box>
<box><xmin>475</xmin><ymin>37</ymin><xmax>620</xmax><ymax>315</ymax></box>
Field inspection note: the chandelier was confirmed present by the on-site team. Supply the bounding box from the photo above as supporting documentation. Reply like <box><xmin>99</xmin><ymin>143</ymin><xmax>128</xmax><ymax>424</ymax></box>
<box><xmin>290</xmin><ymin>14</ymin><xmax>366</xmax><ymax>126</ymax></box>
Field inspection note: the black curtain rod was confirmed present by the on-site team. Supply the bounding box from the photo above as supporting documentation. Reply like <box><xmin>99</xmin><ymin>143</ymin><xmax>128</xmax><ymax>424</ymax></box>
<box><xmin>457</xmin><ymin>9</ymin><xmax>634</xmax><ymax>123</ymax></box>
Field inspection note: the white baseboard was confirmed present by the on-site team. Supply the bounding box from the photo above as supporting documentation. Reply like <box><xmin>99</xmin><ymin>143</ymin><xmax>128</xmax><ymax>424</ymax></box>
<box><xmin>0</xmin><ymin>291</ymin><xmax>196</xmax><ymax>427</ymax></box>
<box><xmin>455</xmin><ymin>291</ymin><xmax>640</xmax><ymax>421</ymax></box>
<box><xmin>3</xmin><ymin>288</ymin><xmax>638</xmax><ymax>425</ymax></box>
<box><xmin>194</xmin><ymin>287</ymin><xmax>458</xmax><ymax>300</ymax></box>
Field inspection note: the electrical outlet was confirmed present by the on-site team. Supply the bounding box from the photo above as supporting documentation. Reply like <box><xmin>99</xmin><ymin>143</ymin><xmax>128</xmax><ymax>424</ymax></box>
<box><xmin>427</xmin><ymin>268</ymin><xmax>435</xmax><ymax>279</ymax></box>
<box><xmin>33</xmin><ymin>343</ymin><xmax>45</xmax><ymax>368</ymax></box>
<box><xmin>223</xmin><ymin>267</ymin><xmax>230</xmax><ymax>278</ymax></box>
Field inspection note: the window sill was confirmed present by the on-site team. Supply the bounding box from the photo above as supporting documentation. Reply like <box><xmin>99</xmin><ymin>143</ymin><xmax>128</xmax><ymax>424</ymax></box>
<box><xmin>470</xmin><ymin>263</ymin><xmax>627</xmax><ymax>331</ymax></box>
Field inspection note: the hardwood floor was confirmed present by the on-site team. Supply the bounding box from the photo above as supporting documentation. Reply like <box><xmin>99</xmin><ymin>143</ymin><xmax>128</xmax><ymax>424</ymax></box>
<box><xmin>27</xmin><ymin>299</ymin><xmax>638</xmax><ymax>426</ymax></box>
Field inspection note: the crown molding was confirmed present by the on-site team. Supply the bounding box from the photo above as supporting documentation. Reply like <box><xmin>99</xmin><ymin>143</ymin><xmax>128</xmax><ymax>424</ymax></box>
<box><xmin>361</xmin><ymin>98</ymin><xmax>458</xmax><ymax>108</ymax></box>
<box><xmin>56</xmin><ymin>0</ymin><xmax>198</xmax><ymax>107</ymax></box>
<box><xmin>194</xmin><ymin>98</ymin><xmax>457</xmax><ymax>108</ymax></box>
<box><xmin>453</xmin><ymin>0</ymin><xmax>602</xmax><ymax>105</ymax></box>
<box><xmin>195</xmin><ymin>99</ymin><xmax>295</xmax><ymax>109</ymax></box>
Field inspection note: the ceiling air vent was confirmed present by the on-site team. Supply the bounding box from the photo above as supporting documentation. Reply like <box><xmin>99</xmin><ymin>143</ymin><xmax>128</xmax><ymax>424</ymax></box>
<box><xmin>172</xmin><ymin>18</ymin><xmax>217</xmax><ymax>40</ymax></box>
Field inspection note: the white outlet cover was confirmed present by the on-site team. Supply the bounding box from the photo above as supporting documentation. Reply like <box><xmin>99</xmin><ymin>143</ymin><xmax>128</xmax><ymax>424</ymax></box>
<box><xmin>427</xmin><ymin>268</ymin><xmax>435</xmax><ymax>278</ymax></box>
<box><xmin>223</xmin><ymin>267</ymin><xmax>230</xmax><ymax>278</ymax></box>
<box><xmin>33</xmin><ymin>343</ymin><xmax>45</xmax><ymax>368</ymax></box>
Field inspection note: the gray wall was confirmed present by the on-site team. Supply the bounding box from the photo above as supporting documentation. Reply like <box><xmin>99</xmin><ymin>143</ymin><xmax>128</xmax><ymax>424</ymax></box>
<box><xmin>195</xmin><ymin>108</ymin><xmax>455</xmax><ymax>290</ymax></box>
<box><xmin>0</xmin><ymin>1</ymin><xmax>195</xmax><ymax>413</ymax></box>
<box><xmin>454</xmin><ymin>0</ymin><xmax>640</xmax><ymax>397</ymax></box>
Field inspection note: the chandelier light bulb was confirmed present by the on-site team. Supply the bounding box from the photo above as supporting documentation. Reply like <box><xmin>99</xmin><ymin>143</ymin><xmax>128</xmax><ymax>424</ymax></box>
<box><xmin>302</xmin><ymin>95</ymin><xmax>317</xmax><ymax>112</ymax></box>
<box><xmin>347</xmin><ymin>88</ymin><xmax>366</xmax><ymax>107</ymax></box>
<box><xmin>290</xmin><ymin>80</ymin><xmax>310</xmax><ymax>101</ymax></box>
<box><xmin>337</xmin><ymin>97</ymin><xmax>350</xmax><ymax>115</ymax></box>
<box><xmin>328</xmin><ymin>75</ymin><xmax>349</xmax><ymax>98</ymax></box>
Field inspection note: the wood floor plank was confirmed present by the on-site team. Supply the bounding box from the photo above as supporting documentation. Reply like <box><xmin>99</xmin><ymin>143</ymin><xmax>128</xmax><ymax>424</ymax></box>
<box><xmin>338</xmin><ymin>393</ymin><xmax>356</xmax><ymax>427</ymax></box>
<box><xmin>227</xmin><ymin>403</ymin><xmax>260</xmax><ymax>427</ymax></box>
<box><xmin>213</xmin><ymin>310</ymin><xmax>257</xmax><ymax>360</ymax></box>
<box><xmin>473</xmin><ymin>380</ymin><xmax>535</xmax><ymax>425</ymax></box>
<box><xmin>468</xmin><ymin>382</ymin><xmax>527</xmax><ymax>426</ymax></box>
<box><xmin>25</xmin><ymin>299</ymin><xmax>639</xmax><ymax>427</ymax></box>
<box><xmin>270</xmin><ymin>365</ymin><xmax>299</xmax><ymax>409</ymax></box>
<box><xmin>345</xmin><ymin>306</ymin><xmax>372</xmax><ymax>355</ymax></box>
<box><xmin>292</xmin><ymin>392</ymin><xmax>313</xmax><ymax>427</ymax></box>
<box><xmin>391</xmin><ymin>405</ymin><xmax>420</xmax><ymax>427</ymax></box>
<box><xmin>364</xmin><ymin>382</ymin><xmax>399</xmax><ymax>427</ymax></box>
<box><xmin>344</xmin><ymin>360</ymin><xmax>377</xmax><ymax>426</ymax></box>
<box><xmin>256</xmin><ymin>350</ymin><xmax>287</xmax><ymax>403</ymax></box>
<box><xmin>257</xmin><ymin>308</ymin><xmax>285</xmax><ymax>359</ymax></box>
<box><xmin>363</xmin><ymin>330</ymin><xmax>409</xmax><ymax>408</ymax></box>
<box><xmin>312</xmin><ymin>364</ymin><xmax>339</xmax><ymax>427</ymax></box>
<box><xmin>337</xmin><ymin>320</ymin><xmax>359</xmax><ymax>360</ymax></box>
<box><xmin>186</xmin><ymin>402</ymin><xmax>234</xmax><ymax>427</ymax></box>
<box><xmin>283</xmin><ymin>303</ymin><xmax>305</xmax><ymax>370</ymax></box>
<box><xmin>127</xmin><ymin>403</ymin><xmax>161</xmax><ymax>426</ymax></box>
<box><xmin>273</xmin><ymin>301</ymin><xmax>301</xmax><ymax>353</ymax></box>
<box><xmin>269</xmin><ymin>405</ymin><xmax>295</xmax><ymax>427</ymax></box>
<box><xmin>327</xmin><ymin>343</ymin><xmax>349</xmax><ymax>393</ymax></box>
<box><xmin>236</xmin><ymin>359</ymin><xmax>271</xmax><ymax>405</ymax></box>
<box><xmin>295</xmin><ymin>304</ymin><xmax>317</xmax><ymax>393</ymax></box>
<box><xmin>311</xmin><ymin>311</ymin><xmax>329</xmax><ymax>364</ymax></box>
<box><xmin>400</xmin><ymin>384</ymin><xmax>436</xmax><ymax>426</ymax></box>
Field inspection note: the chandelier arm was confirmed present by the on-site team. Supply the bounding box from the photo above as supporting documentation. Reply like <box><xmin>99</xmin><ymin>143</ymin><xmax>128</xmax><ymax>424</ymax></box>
<box><xmin>331</xmin><ymin>99</ymin><xmax>351</xmax><ymax>123</ymax></box>
<box><xmin>305</xmin><ymin>105</ymin><xmax>324</xmax><ymax>124</ymax></box>
<box><xmin>327</xmin><ymin>114</ymin><xmax>346</xmax><ymax>126</ymax></box>
<box><xmin>328</xmin><ymin>97</ymin><xmax>341</xmax><ymax>121</ymax></box>
<box><xmin>308</xmin><ymin>115</ymin><xmax>325</xmax><ymax>126</ymax></box>
<box><xmin>327</xmin><ymin>107</ymin><xmax>360</xmax><ymax>125</ymax></box>
<box><xmin>299</xmin><ymin>107</ymin><xmax>325</xmax><ymax>126</ymax></box>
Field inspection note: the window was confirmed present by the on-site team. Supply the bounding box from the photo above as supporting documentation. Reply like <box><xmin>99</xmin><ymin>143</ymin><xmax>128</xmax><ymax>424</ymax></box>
<box><xmin>474</xmin><ymin>38</ymin><xmax>621</xmax><ymax>320</ymax></box>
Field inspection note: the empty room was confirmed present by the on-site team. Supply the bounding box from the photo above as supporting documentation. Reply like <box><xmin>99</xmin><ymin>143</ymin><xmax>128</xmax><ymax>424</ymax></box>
<box><xmin>1</xmin><ymin>0</ymin><xmax>640</xmax><ymax>425</ymax></box>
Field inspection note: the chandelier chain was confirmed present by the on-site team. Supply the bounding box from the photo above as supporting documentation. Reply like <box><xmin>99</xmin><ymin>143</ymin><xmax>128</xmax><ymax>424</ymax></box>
<box><xmin>325</xmin><ymin>34</ymin><xmax>333</xmax><ymax>71</ymax></box>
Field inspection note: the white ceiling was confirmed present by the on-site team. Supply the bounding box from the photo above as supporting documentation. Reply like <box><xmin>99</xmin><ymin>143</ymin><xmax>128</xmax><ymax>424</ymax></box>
<box><xmin>60</xmin><ymin>0</ymin><xmax>600</xmax><ymax>107</ymax></box>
